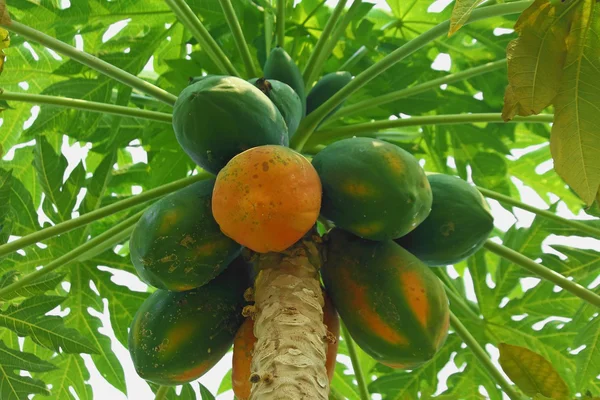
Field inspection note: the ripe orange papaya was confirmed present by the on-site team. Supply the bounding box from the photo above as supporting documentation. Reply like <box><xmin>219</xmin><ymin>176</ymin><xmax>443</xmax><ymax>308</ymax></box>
<box><xmin>232</xmin><ymin>293</ymin><xmax>339</xmax><ymax>399</ymax></box>
<box><xmin>212</xmin><ymin>145</ymin><xmax>322</xmax><ymax>253</ymax></box>
<box><xmin>321</xmin><ymin>229</ymin><xmax>449</xmax><ymax>369</ymax></box>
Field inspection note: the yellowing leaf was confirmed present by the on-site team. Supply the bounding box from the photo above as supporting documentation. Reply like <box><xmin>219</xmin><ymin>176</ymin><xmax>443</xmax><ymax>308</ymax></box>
<box><xmin>449</xmin><ymin>0</ymin><xmax>485</xmax><ymax>36</ymax></box>
<box><xmin>550</xmin><ymin>0</ymin><xmax>600</xmax><ymax>205</ymax></box>
<box><xmin>501</xmin><ymin>0</ymin><xmax>573</xmax><ymax>121</ymax></box>
<box><xmin>498</xmin><ymin>343</ymin><xmax>570</xmax><ymax>400</ymax></box>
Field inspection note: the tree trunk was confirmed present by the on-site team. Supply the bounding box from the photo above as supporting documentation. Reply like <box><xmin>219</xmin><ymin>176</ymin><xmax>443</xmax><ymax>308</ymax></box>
<box><xmin>248</xmin><ymin>236</ymin><xmax>329</xmax><ymax>399</ymax></box>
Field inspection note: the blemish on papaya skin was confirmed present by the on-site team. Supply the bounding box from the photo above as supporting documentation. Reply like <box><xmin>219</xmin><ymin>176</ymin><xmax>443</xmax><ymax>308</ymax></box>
<box><xmin>440</xmin><ymin>222</ymin><xmax>455</xmax><ymax>237</ymax></box>
<box><xmin>262</xmin><ymin>161</ymin><xmax>269</xmax><ymax>171</ymax></box>
<box><xmin>179</xmin><ymin>235</ymin><xmax>195</xmax><ymax>248</ymax></box>
<box><xmin>401</xmin><ymin>270</ymin><xmax>429</xmax><ymax>329</ymax></box>
<box><xmin>342</xmin><ymin>269</ymin><xmax>408</xmax><ymax>345</ymax></box>
<box><xmin>160</xmin><ymin>254</ymin><xmax>177</xmax><ymax>263</ymax></box>
<box><xmin>192</xmin><ymin>241</ymin><xmax>221</xmax><ymax>257</ymax></box>
<box><xmin>342</xmin><ymin>181</ymin><xmax>374</xmax><ymax>196</ymax></box>
<box><xmin>158</xmin><ymin>210</ymin><xmax>181</xmax><ymax>234</ymax></box>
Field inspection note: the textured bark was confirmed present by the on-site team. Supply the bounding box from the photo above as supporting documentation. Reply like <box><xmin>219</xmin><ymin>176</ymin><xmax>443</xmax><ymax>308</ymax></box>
<box><xmin>249</xmin><ymin>238</ymin><xmax>329</xmax><ymax>399</ymax></box>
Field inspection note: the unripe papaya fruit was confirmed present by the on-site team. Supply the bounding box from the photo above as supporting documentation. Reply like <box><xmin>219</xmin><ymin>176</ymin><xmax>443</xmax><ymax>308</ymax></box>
<box><xmin>312</xmin><ymin>137</ymin><xmax>432</xmax><ymax>241</ymax></box>
<box><xmin>129</xmin><ymin>179</ymin><xmax>242</xmax><ymax>291</ymax></box>
<box><xmin>231</xmin><ymin>292</ymin><xmax>339</xmax><ymax>399</ymax></box>
<box><xmin>212</xmin><ymin>145</ymin><xmax>322</xmax><ymax>253</ymax></box>
<box><xmin>128</xmin><ymin>258</ymin><xmax>251</xmax><ymax>385</ymax></box>
<box><xmin>396</xmin><ymin>174</ymin><xmax>494</xmax><ymax>265</ymax></box>
<box><xmin>249</xmin><ymin>77</ymin><xmax>303</xmax><ymax>137</ymax></box>
<box><xmin>306</xmin><ymin>71</ymin><xmax>352</xmax><ymax>121</ymax></box>
<box><xmin>264</xmin><ymin>47</ymin><xmax>306</xmax><ymax>116</ymax></box>
<box><xmin>172</xmin><ymin>75</ymin><xmax>288</xmax><ymax>174</ymax></box>
<box><xmin>321</xmin><ymin>229</ymin><xmax>450</xmax><ymax>369</ymax></box>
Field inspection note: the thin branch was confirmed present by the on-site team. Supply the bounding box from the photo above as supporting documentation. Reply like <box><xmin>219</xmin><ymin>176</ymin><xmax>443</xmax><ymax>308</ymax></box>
<box><xmin>306</xmin><ymin>0</ymin><xmax>363</xmax><ymax>89</ymax></box>
<box><xmin>442</xmin><ymin>281</ymin><xmax>482</xmax><ymax>321</ymax></box>
<box><xmin>307</xmin><ymin>113</ymin><xmax>553</xmax><ymax>147</ymax></box>
<box><xmin>0</xmin><ymin>172</ymin><xmax>212</xmax><ymax>259</ymax></box>
<box><xmin>302</xmin><ymin>0</ymin><xmax>348</xmax><ymax>85</ymax></box>
<box><xmin>154</xmin><ymin>385</ymin><xmax>170</xmax><ymax>400</ymax></box>
<box><xmin>341</xmin><ymin>322</ymin><xmax>370</xmax><ymax>400</ymax></box>
<box><xmin>0</xmin><ymin>91</ymin><xmax>172</xmax><ymax>124</ymax></box>
<box><xmin>484</xmin><ymin>241</ymin><xmax>600</xmax><ymax>308</ymax></box>
<box><xmin>290</xmin><ymin>0</ymin><xmax>534</xmax><ymax>151</ymax></box>
<box><xmin>477</xmin><ymin>186</ymin><xmax>600</xmax><ymax>238</ymax></box>
<box><xmin>0</xmin><ymin>212</ymin><xmax>141</xmax><ymax>299</ymax></box>
<box><xmin>331</xmin><ymin>58</ymin><xmax>507</xmax><ymax>120</ymax></box>
<box><xmin>450</xmin><ymin>312</ymin><xmax>526</xmax><ymax>400</ymax></box>
<box><xmin>164</xmin><ymin>0</ymin><xmax>240</xmax><ymax>77</ymax></box>
<box><xmin>264</xmin><ymin>2</ymin><xmax>274</xmax><ymax>57</ymax></box>
<box><xmin>219</xmin><ymin>0</ymin><xmax>258</xmax><ymax>77</ymax></box>
<box><xmin>1</xmin><ymin>21</ymin><xmax>178</xmax><ymax>106</ymax></box>
<box><xmin>277</xmin><ymin>0</ymin><xmax>286</xmax><ymax>47</ymax></box>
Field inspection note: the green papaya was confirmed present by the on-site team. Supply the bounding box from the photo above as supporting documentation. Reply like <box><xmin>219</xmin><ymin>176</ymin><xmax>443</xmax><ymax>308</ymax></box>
<box><xmin>172</xmin><ymin>75</ymin><xmax>289</xmax><ymax>174</ymax></box>
<box><xmin>396</xmin><ymin>174</ymin><xmax>494</xmax><ymax>265</ymax></box>
<box><xmin>321</xmin><ymin>229</ymin><xmax>449</xmax><ymax>369</ymax></box>
<box><xmin>312</xmin><ymin>137</ymin><xmax>432</xmax><ymax>241</ymax></box>
<box><xmin>306</xmin><ymin>71</ymin><xmax>352</xmax><ymax>120</ymax></box>
<box><xmin>130</xmin><ymin>178</ymin><xmax>242</xmax><ymax>291</ymax></box>
<box><xmin>249</xmin><ymin>77</ymin><xmax>303</xmax><ymax>137</ymax></box>
<box><xmin>264</xmin><ymin>47</ymin><xmax>306</xmax><ymax>116</ymax></box>
<box><xmin>128</xmin><ymin>257</ymin><xmax>250</xmax><ymax>386</ymax></box>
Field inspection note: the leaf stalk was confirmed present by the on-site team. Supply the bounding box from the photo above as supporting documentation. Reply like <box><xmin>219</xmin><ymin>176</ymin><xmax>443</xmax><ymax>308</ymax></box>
<box><xmin>1</xmin><ymin>21</ymin><xmax>178</xmax><ymax>106</ymax></box>
<box><xmin>341</xmin><ymin>322</ymin><xmax>370</xmax><ymax>400</ymax></box>
<box><xmin>218</xmin><ymin>0</ymin><xmax>259</xmax><ymax>77</ymax></box>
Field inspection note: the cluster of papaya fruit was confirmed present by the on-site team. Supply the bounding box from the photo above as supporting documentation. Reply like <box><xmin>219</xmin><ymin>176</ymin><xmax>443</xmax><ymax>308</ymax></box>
<box><xmin>126</xmin><ymin>46</ymin><xmax>495</xmax><ymax>396</ymax></box>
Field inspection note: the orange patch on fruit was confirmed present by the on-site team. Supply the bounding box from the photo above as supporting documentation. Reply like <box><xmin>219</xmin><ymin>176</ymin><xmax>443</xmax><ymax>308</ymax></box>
<box><xmin>352</xmin><ymin>220</ymin><xmax>384</xmax><ymax>237</ymax></box>
<box><xmin>380</xmin><ymin>149</ymin><xmax>405</xmax><ymax>175</ymax></box>
<box><xmin>434</xmin><ymin>309</ymin><xmax>450</xmax><ymax>349</ymax></box>
<box><xmin>169</xmin><ymin>360</ymin><xmax>211</xmax><ymax>383</ymax></box>
<box><xmin>342</xmin><ymin>269</ymin><xmax>408</xmax><ymax>345</ymax></box>
<box><xmin>158</xmin><ymin>321</ymin><xmax>197</xmax><ymax>361</ymax></box>
<box><xmin>401</xmin><ymin>270</ymin><xmax>430</xmax><ymax>330</ymax></box>
<box><xmin>342</xmin><ymin>181</ymin><xmax>374</xmax><ymax>197</ymax></box>
<box><xmin>212</xmin><ymin>145</ymin><xmax>322</xmax><ymax>253</ymax></box>
<box><xmin>379</xmin><ymin>360</ymin><xmax>419</xmax><ymax>370</ymax></box>
<box><xmin>158</xmin><ymin>209</ymin><xmax>181</xmax><ymax>235</ymax></box>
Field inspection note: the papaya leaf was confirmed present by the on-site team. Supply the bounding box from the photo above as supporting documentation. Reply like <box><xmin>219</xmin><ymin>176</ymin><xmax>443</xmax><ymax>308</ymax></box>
<box><xmin>0</xmin><ymin>295</ymin><xmax>98</xmax><ymax>354</ymax></box>
<box><xmin>0</xmin><ymin>340</ymin><xmax>54</xmax><ymax>400</ymax></box>
<box><xmin>550</xmin><ymin>0</ymin><xmax>600</xmax><ymax>206</ymax></box>
<box><xmin>449</xmin><ymin>0</ymin><xmax>485</xmax><ymax>36</ymax></box>
<box><xmin>37</xmin><ymin>353</ymin><xmax>93</xmax><ymax>400</ymax></box>
<box><xmin>217</xmin><ymin>368</ymin><xmax>233</xmax><ymax>394</ymax></box>
<box><xmin>573</xmin><ymin>313</ymin><xmax>600</xmax><ymax>393</ymax></box>
<box><xmin>498</xmin><ymin>343</ymin><xmax>570</xmax><ymax>399</ymax></box>
<box><xmin>331</xmin><ymin>362</ymin><xmax>361</xmax><ymax>400</ymax></box>
<box><xmin>0</xmin><ymin>167</ymin><xmax>13</xmax><ymax>246</ymax></box>
<box><xmin>501</xmin><ymin>0</ymin><xmax>572</xmax><ymax>121</ymax></box>
<box><xmin>0</xmin><ymin>26</ymin><xmax>8</xmax><ymax>75</ymax></box>
<box><xmin>200</xmin><ymin>384</ymin><xmax>216</xmax><ymax>400</ymax></box>
<box><xmin>0</xmin><ymin>270</ymin><xmax>65</xmax><ymax>301</ymax></box>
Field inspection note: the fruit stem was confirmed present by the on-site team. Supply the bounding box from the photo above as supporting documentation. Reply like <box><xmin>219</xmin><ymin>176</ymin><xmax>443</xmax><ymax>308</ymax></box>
<box><xmin>164</xmin><ymin>0</ymin><xmax>240</xmax><ymax>77</ymax></box>
<box><xmin>1</xmin><ymin>21</ymin><xmax>178</xmax><ymax>106</ymax></box>
<box><xmin>0</xmin><ymin>172</ymin><xmax>212</xmax><ymax>259</ymax></box>
<box><xmin>484</xmin><ymin>241</ymin><xmax>600</xmax><ymax>308</ymax></box>
<box><xmin>290</xmin><ymin>0</ymin><xmax>534</xmax><ymax>151</ymax></box>
<box><xmin>477</xmin><ymin>186</ymin><xmax>600</xmax><ymax>238</ymax></box>
<box><xmin>330</xmin><ymin>58</ymin><xmax>507</xmax><ymax>121</ymax></box>
<box><xmin>276</xmin><ymin>0</ymin><xmax>286</xmax><ymax>47</ymax></box>
<box><xmin>341</xmin><ymin>322</ymin><xmax>370</xmax><ymax>400</ymax></box>
<box><xmin>302</xmin><ymin>0</ymin><xmax>348</xmax><ymax>87</ymax></box>
<box><xmin>219</xmin><ymin>0</ymin><xmax>259</xmax><ymax>77</ymax></box>
<box><xmin>250</xmin><ymin>238</ymin><xmax>329</xmax><ymax>399</ymax></box>
<box><xmin>306</xmin><ymin>113</ymin><xmax>553</xmax><ymax>147</ymax></box>
<box><xmin>305</xmin><ymin>0</ymin><xmax>363</xmax><ymax>90</ymax></box>
<box><xmin>0</xmin><ymin>91</ymin><xmax>172</xmax><ymax>124</ymax></box>
<box><xmin>450</xmin><ymin>312</ymin><xmax>526</xmax><ymax>400</ymax></box>
<box><xmin>154</xmin><ymin>386</ymin><xmax>170</xmax><ymax>400</ymax></box>
<box><xmin>0</xmin><ymin>212</ymin><xmax>141</xmax><ymax>300</ymax></box>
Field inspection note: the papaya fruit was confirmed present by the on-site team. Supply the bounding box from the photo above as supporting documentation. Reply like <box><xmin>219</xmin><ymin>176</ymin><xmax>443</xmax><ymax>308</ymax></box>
<box><xmin>321</xmin><ymin>229</ymin><xmax>450</xmax><ymax>369</ymax></box>
<box><xmin>128</xmin><ymin>258</ymin><xmax>250</xmax><ymax>385</ymax></box>
<box><xmin>312</xmin><ymin>137</ymin><xmax>432</xmax><ymax>241</ymax></box>
<box><xmin>232</xmin><ymin>292</ymin><xmax>339</xmax><ymax>399</ymax></box>
<box><xmin>264</xmin><ymin>47</ymin><xmax>306</xmax><ymax>116</ymax></box>
<box><xmin>172</xmin><ymin>75</ymin><xmax>288</xmax><ymax>174</ymax></box>
<box><xmin>212</xmin><ymin>145</ymin><xmax>322</xmax><ymax>253</ymax></box>
<box><xmin>129</xmin><ymin>179</ymin><xmax>242</xmax><ymax>291</ymax></box>
<box><xmin>396</xmin><ymin>174</ymin><xmax>494</xmax><ymax>265</ymax></box>
<box><xmin>306</xmin><ymin>71</ymin><xmax>352</xmax><ymax>121</ymax></box>
<box><xmin>249</xmin><ymin>77</ymin><xmax>303</xmax><ymax>137</ymax></box>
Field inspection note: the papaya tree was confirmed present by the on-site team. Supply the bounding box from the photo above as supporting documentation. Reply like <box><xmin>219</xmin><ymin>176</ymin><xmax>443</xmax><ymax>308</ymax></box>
<box><xmin>0</xmin><ymin>0</ymin><xmax>599</xmax><ymax>399</ymax></box>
